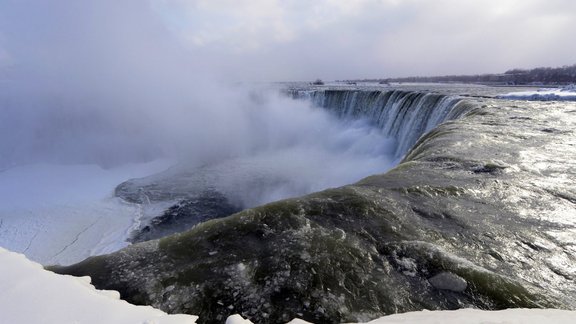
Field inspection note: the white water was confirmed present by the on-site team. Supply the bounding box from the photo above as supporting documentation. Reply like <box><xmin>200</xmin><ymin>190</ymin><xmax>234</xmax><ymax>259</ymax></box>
<box><xmin>293</xmin><ymin>89</ymin><xmax>469</xmax><ymax>156</ymax></box>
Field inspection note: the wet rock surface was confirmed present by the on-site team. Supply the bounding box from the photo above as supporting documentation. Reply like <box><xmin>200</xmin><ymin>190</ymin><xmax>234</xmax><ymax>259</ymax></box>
<box><xmin>50</xmin><ymin>95</ymin><xmax>576</xmax><ymax>323</ymax></box>
<box><xmin>428</xmin><ymin>272</ymin><xmax>467</xmax><ymax>292</ymax></box>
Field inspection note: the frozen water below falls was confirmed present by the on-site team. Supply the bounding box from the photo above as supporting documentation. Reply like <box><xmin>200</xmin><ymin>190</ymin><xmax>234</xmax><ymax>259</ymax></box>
<box><xmin>0</xmin><ymin>160</ymin><xmax>173</xmax><ymax>265</ymax></box>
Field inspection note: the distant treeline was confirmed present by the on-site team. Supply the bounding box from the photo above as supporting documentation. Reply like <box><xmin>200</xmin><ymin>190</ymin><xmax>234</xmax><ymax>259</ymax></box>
<box><xmin>350</xmin><ymin>64</ymin><xmax>576</xmax><ymax>85</ymax></box>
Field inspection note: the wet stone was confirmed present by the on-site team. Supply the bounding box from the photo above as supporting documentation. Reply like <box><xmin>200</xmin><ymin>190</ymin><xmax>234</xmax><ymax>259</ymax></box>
<box><xmin>428</xmin><ymin>272</ymin><xmax>468</xmax><ymax>292</ymax></box>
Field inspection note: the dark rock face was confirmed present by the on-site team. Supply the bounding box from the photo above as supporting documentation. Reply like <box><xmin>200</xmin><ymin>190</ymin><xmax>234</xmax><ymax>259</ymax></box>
<box><xmin>50</xmin><ymin>96</ymin><xmax>576</xmax><ymax>323</ymax></box>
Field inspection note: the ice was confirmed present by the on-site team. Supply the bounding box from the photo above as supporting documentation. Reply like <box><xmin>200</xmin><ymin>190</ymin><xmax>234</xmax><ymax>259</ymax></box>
<box><xmin>284</xmin><ymin>309</ymin><xmax>576</xmax><ymax>323</ymax></box>
<box><xmin>0</xmin><ymin>160</ymin><xmax>172</xmax><ymax>265</ymax></box>
<box><xmin>498</xmin><ymin>85</ymin><xmax>576</xmax><ymax>101</ymax></box>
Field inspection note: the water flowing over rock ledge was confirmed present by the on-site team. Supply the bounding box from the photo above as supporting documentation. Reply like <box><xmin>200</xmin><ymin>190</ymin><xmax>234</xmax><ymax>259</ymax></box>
<box><xmin>50</xmin><ymin>92</ymin><xmax>576</xmax><ymax>323</ymax></box>
<box><xmin>289</xmin><ymin>89</ymin><xmax>475</xmax><ymax>157</ymax></box>
<box><xmin>115</xmin><ymin>89</ymin><xmax>475</xmax><ymax>242</ymax></box>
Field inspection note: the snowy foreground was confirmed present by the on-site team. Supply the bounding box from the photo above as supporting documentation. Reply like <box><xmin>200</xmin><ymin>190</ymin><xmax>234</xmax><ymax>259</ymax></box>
<box><xmin>499</xmin><ymin>84</ymin><xmax>576</xmax><ymax>101</ymax></box>
<box><xmin>1</xmin><ymin>247</ymin><xmax>575</xmax><ymax>324</ymax></box>
<box><xmin>0</xmin><ymin>247</ymin><xmax>197</xmax><ymax>324</ymax></box>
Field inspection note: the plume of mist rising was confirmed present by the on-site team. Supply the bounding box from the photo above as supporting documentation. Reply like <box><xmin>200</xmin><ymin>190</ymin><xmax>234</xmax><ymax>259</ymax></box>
<box><xmin>0</xmin><ymin>0</ymin><xmax>397</xmax><ymax>205</ymax></box>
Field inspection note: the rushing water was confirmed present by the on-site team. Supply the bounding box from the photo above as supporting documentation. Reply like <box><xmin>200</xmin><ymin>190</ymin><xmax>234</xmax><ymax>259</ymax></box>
<box><xmin>289</xmin><ymin>88</ymin><xmax>474</xmax><ymax>156</ymax></box>
<box><xmin>116</xmin><ymin>86</ymin><xmax>472</xmax><ymax>242</ymax></box>
<box><xmin>52</xmin><ymin>84</ymin><xmax>576</xmax><ymax>324</ymax></box>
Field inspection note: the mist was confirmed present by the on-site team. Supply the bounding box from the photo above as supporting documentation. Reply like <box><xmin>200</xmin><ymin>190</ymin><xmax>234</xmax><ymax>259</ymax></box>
<box><xmin>0</xmin><ymin>0</ymin><xmax>397</xmax><ymax>206</ymax></box>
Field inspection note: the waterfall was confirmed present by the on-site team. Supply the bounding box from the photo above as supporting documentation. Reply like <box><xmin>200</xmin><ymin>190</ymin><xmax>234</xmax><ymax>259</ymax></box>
<box><xmin>290</xmin><ymin>89</ymin><xmax>474</xmax><ymax>157</ymax></box>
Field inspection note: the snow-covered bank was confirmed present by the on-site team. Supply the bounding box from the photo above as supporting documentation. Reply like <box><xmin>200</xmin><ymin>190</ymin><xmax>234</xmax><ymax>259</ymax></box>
<box><xmin>498</xmin><ymin>85</ymin><xmax>576</xmax><ymax>101</ymax></box>
<box><xmin>288</xmin><ymin>309</ymin><xmax>576</xmax><ymax>324</ymax></box>
<box><xmin>351</xmin><ymin>308</ymin><xmax>576</xmax><ymax>324</ymax></box>
<box><xmin>0</xmin><ymin>160</ymin><xmax>172</xmax><ymax>265</ymax></box>
<box><xmin>232</xmin><ymin>309</ymin><xmax>576</xmax><ymax>324</ymax></box>
<box><xmin>1</xmin><ymin>246</ymin><xmax>575</xmax><ymax>324</ymax></box>
<box><xmin>0</xmin><ymin>247</ymin><xmax>197</xmax><ymax>324</ymax></box>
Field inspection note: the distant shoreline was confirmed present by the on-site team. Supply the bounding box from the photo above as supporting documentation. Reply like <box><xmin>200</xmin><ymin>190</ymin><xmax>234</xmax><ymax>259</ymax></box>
<box><xmin>339</xmin><ymin>64</ymin><xmax>576</xmax><ymax>86</ymax></box>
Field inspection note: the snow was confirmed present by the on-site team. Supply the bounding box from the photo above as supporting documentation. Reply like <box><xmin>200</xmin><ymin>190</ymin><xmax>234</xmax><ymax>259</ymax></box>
<box><xmin>499</xmin><ymin>85</ymin><xmax>576</xmax><ymax>101</ymax></box>
<box><xmin>351</xmin><ymin>308</ymin><xmax>576</xmax><ymax>324</ymax></box>
<box><xmin>0</xmin><ymin>247</ymin><xmax>197</xmax><ymax>324</ymax></box>
<box><xmin>229</xmin><ymin>309</ymin><xmax>576</xmax><ymax>324</ymax></box>
<box><xmin>226</xmin><ymin>314</ymin><xmax>255</xmax><ymax>324</ymax></box>
<box><xmin>0</xmin><ymin>160</ymin><xmax>173</xmax><ymax>265</ymax></box>
<box><xmin>1</xmin><ymin>247</ymin><xmax>576</xmax><ymax>324</ymax></box>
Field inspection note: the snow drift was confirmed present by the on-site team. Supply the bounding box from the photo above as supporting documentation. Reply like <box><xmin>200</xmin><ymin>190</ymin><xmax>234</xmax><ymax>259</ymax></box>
<box><xmin>0</xmin><ymin>247</ymin><xmax>197</xmax><ymax>324</ymax></box>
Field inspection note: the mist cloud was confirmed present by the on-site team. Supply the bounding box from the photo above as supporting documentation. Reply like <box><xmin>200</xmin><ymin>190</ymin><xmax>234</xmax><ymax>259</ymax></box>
<box><xmin>0</xmin><ymin>0</ymin><xmax>398</xmax><ymax>207</ymax></box>
<box><xmin>0</xmin><ymin>0</ymin><xmax>195</xmax><ymax>167</ymax></box>
<box><xmin>2</xmin><ymin>0</ymin><xmax>572</xmax><ymax>204</ymax></box>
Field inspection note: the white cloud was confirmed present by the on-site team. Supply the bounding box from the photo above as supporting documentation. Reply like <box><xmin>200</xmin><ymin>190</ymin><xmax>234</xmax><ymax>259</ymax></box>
<box><xmin>154</xmin><ymin>0</ymin><xmax>384</xmax><ymax>52</ymax></box>
<box><xmin>2</xmin><ymin>0</ymin><xmax>575</xmax><ymax>81</ymax></box>
<box><xmin>150</xmin><ymin>0</ymin><xmax>576</xmax><ymax>80</ymax></box>
<box><xmin>154</xmin><ymin>0</ymin><xmax>292</xmax><ymax>51</ymax></box>
<box><xmin>0</xmin><ymin>48</ymin><xmax>10</xmax><ymax>68</ymax></box>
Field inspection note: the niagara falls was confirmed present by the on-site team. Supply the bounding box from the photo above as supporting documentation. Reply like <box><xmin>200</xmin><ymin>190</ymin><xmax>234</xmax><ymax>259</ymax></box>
<box><xmin>1</xmin><ymin>1</ymin><xmax>576</xmax><ymax>324</ymax></box>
